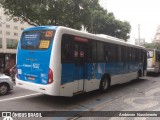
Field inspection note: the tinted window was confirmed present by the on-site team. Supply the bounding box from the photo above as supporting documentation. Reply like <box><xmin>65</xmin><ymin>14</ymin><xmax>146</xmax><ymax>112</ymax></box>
<box><xmin>147</xmin><ymin>50</ymin><xmax>154</xmax><ymax>58</ymax></box>
<box><xmin>122</xmin><ymin>46</ymin><xmax>127</xmax><ymax>62</ymax></box>
<box><xmin>131</xmin><ymin>48</ymin><xmax>136</xmax><ymax>62</ymax></box>
<box><xmin>127</xmin><ymin>47</ymin><xmax>132</xmax><ymax>62</ymax></box>
<box><xmin>97</xmin><ymin>42</ymin><xmax>104</xmax><ymax>62</ymax></box>
<box><xmin>21</xmin><ymin>30</ymin><xmax>55</xmax><ymax>50</ymax></box>
<box><xmin>135</xmin><ymin>49</ymin><xmax>142</xmax><ymax>62</ymax></box>
<box><xmin>61</xmin><ymin>34</ymin><xmax>73</xmax><ymax>63</ymax></box>
<box><xmin>105</xmin><ymin>43</ymin><xmax>117</xmax><ymax>62</ymax></box>
<box><xmin>91</xmin><ymin>41</ymin><xmax>97</xmax><ymax>62</ymax></box>
<box><xmin>105</xmin><ymin>43</ymin><xmax>110</xmax><ymax>62</ymax></box>
<box><xmin>157</xmin><ymin>53</ymin><xmax>160</xmax><ymax>61</ymax></box>
<box><xmin>117</xmin><ymin>45</ymin><xmax>122</xmax><ymax>62</ymax></box>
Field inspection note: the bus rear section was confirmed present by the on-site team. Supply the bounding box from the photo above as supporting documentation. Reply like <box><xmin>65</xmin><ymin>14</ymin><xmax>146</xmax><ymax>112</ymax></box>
<box><xmin>16</xmin><ymin>28</ymin><xmax>57</xmax><ymax>95</ymax></box>
<box><xmin>147</xmin><ymin>49</ymin><xmax>160</xmax><ymax>73</ymax></box>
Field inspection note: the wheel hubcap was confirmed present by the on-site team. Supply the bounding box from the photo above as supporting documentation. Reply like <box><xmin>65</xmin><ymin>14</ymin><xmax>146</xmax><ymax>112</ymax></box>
<box><xmin>103</xmin><ymin>79</ymin><xmax>108</xmax><ymax>89</ymax></box>
<box><xmin>0</xmin><ymin>85</ymin><xmax>7</xmax><ymax>94</ymax></box>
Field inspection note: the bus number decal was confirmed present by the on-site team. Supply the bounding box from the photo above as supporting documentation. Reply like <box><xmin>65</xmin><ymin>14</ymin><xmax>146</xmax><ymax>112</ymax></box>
<box><xmin>45</xmin><ymin>31</ymin><xmax>53</xmax><ymax>37</ymax></box>
<box><xmin>39</xmin><ymin>40</ymin><xmax>50</xmax><ymax>48</ymax></box>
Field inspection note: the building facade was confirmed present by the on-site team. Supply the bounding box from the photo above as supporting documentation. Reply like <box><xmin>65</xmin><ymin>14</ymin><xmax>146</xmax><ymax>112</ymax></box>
<box><xmin>153</xmin><ymin>25</ymin><xmax>160</xmax><ymax>43</ymax></box>
<box><xmin>135</xmin><ymin>38</ymin><xmax>146</xmax><ymax>46</ymax></box>
<box><xmin>0</xmin><ymin>7</ymin><xmax>31</xmax><ymax>73</ymax></box>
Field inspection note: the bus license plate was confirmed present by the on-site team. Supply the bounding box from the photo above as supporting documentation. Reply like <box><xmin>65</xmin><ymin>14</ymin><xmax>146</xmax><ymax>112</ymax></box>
<box><xmin>28</xmin><ymin>77</ymin><xmax>35</xmax><ymax>80</ymax></box>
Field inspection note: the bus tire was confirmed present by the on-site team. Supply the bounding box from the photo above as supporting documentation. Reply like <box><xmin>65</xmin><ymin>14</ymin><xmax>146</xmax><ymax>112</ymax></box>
<box><xmin>100</xmin><ymin>76</ymin><xmax>110</xmax><ymax>91</ymax></box>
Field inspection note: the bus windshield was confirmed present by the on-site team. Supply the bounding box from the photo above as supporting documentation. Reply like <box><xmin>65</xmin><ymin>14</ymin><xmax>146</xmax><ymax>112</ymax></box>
<box><xmin>21</xmin><ymin>30</ymin><xmax>55</xmax><ymax>50</ymax></box>
<box><xmin>147</xmin><ymin>50</ymin><xmax>154</xmax><ymax>58</ymax></box>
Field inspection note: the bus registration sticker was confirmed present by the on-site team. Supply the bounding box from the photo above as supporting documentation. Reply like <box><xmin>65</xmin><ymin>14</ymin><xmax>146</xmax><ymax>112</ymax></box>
<box><xmin>18</xmin><ymin>69</ymin><xmax>22</xmax><ymax>74</ymax></box>
<box><xmin>28</xmin><ymin>76</ymin><xmax>35</xmax><ymax>80</ymax></box>
<box><xmin>39</xmin><ymin>40</ymin><xmax>50</xmax><ymax>48</ymax></box>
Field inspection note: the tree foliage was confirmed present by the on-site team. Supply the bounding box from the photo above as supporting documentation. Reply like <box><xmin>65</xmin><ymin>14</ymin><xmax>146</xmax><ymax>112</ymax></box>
<box><xmin>0</xmin><ymin>0</ymin><xmax>131</xmax><ymax>41</ymax></box>
<box><xmin>143</xmin><ymin>42</ymin><xmax>160</xmax><ymax>50</ymax></box>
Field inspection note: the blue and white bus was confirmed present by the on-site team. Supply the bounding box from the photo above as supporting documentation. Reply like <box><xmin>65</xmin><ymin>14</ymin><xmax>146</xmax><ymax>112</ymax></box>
<box><xmin>16</xmin><ymin>26</ymin><xmax>147</xmax><ymax>96</ymax></box>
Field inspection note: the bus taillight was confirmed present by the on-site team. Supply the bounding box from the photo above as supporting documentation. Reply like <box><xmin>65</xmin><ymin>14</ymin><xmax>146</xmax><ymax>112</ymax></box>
<box><xmin>48</xmin><ymin>68</ymin><xmax>53</xmax><ymax>84</ymax></box>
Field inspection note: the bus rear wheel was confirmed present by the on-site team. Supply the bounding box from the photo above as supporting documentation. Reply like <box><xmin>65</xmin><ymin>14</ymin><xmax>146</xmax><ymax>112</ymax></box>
<box><xmin>100</xmin><ymin>76</ymin><xmax>110</xmax><ymax>91</ymax></box>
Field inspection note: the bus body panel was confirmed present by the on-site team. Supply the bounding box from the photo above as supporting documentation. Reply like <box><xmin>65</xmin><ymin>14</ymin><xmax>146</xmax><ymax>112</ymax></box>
<box><xmin>16</xmin><ymin>78</ymin><xmax>59</xmax><ymax>96</ymax></box>
<box><xmin>111</xmin><ymin>72</ymin><xmax>137</xmax><ymax>85</ymax></box>
<box><xmin>17</xmin><ymin>49</ymin><xmax>51</xmax><ymax>85</ymax></box>
<box><xmin>16</xmin><ymin>26</ymin><xmax>61</xmax><ymax>96</ymax></box>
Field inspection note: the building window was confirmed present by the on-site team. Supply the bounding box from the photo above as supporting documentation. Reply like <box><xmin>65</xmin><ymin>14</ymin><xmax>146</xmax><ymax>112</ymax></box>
<box><xmin>6</xmin><ymin>17</ymin><xmax>10</xmax><ymax>21</ymax></box>
<box><xmin>21</xmin><ymin>28</ymin><xmax>24</xmax><ymax>31</ymax></box>
<box><xmin>20</xmin><ymin>21</ymin><xmax>24</xmax><ymax>24</ymax></box>
<box><xmin>14</xmin><ymin>26</ymin><xmax>18</xmax><ymax>30</ymax></box>
<box><xmin>6</xmin><ymin>25</ymin><xmax>10</xmax><ymax>28</ymax></box>
<box><xmin>14</xmin><ymin>33</ymin><xmax>18</xmax><ymax>36</ymax></box>
<box><xmin>6</xmin><ymin>32</ymin><xmax>10</xmax><ymax>35</ymax></box>
<box><xmin>0</xmin><ymin>38</ymin><xmax>2</xmax><ymax>48</ymax></box>
<box><xmin>6</xmin><ymin>38</ymin><xmax>18</xmax><ymax>49</ymax></box>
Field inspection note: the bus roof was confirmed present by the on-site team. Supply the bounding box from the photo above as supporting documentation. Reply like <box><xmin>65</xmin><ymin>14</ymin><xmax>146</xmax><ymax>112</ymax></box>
<box><xmin>23</xmin><ymin>25</ymin><xmax>145</xmax><ymax>50</ymax></box>
<box><xmin>23</xmin><ymin>26</ymin><xmax>58</xmax><ymax>32</ymax></box>
<box><xmin>57</xmin><ymin>26</ymin><xmax>145</xmax><ymax>50</ymax></box>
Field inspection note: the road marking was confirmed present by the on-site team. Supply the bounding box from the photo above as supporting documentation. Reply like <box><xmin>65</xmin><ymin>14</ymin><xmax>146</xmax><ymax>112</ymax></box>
<box><xmin>91</xmin><ymin>94</ymin><xmax>128</xmax><ymax>111</ymax></box>
<box><xmin>0</xmin><ymin>93</ymin><xmax>41</xmax><ymax>102</ymax></box>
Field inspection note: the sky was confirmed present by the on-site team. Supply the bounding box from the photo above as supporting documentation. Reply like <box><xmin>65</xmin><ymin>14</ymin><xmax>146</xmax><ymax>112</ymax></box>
<box><xmin>99</xmin><ymin>0</ymin><xmax>160</xmax><ymax>43</ymax></box>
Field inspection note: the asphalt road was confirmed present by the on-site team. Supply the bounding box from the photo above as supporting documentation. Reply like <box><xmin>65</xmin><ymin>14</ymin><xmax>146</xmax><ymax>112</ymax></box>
<box><xmin>0</xmin><ymin>75</ymin><xmax>160</xmax><ymax>120</ymax></box>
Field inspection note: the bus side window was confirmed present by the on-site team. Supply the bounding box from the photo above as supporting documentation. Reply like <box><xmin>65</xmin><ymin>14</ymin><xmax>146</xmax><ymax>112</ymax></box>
<box><xmin>131</xmin><ymin>48</ymin><xmax>135</xmax><ymax>62</ymax></box>
<box><xmin>105</xmin><ymin>43</ymin><xmax>111</xmax><ymax>62</ymax></box>
<box><xmin>135</xmin><ymin>49</ymin><xmax>139</xmax><ymax>62</ymax></box>
<box><xmin>117</xmin><ymin>45</ymin><xmax>122</xmax><ymax>62</ymax></box>
<box><xmin>90</xmin><ymin>41</ymin><xmax>97</xmax><ymax>62</ymax></box>
<box><xmin>158</xmin><ymin>53</ymin><xmax>160</xmax><ymax>61</ymax></box>
<box><xmin>110</xmin><ymin>44</ymin><xmax>117</xmax><ymax>62</ymax></box>
<box><xmin>105</xmin><ymin>50</ymin><xmax>109</xmax><ymax>62</ymax></box>
<box><xmin>97</xmin><ymin>42</ymin><xmax>104</xmax><ymax>62</ymax></box>
<box><xmin>127</xmin><ymin>47</ymin><xmax>131</xmax><ymax>62</ymax></box>
<box><xmin>61</xmin><ymin>34</ymin><xmax>73</xmax><ymax>63</ymax></box>
<box><xmin>122</xmin><ymin>46</ymin><xmax>127</xmax><ymax>62</ymax></box>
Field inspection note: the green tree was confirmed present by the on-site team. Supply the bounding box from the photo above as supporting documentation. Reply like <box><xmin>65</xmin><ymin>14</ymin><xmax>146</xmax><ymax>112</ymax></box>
<box><xmin>114</xmin><ymin>20</ymin><xmax>131</xmax><ymax>41</ymax></box>
<box><xmin>0</xmin><ymin>0</ymin><xmax>131</xmax><ymax>41</ymax></box>
<box><xmin>143</xmin><ymin>43</ymin><xmax>160</xmax><ymax>50</ymax></box>
<box><xmin>0</xmin><ymin>0</ymin><xmax>87</xmax><ymax>29</ymax></box>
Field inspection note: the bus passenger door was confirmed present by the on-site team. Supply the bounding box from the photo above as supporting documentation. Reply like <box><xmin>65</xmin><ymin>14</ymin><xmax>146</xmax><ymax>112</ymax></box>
<box><xmin>73</xmin><ymin>39</ymin><xmax>88</xmax><ymax>93</ymax></box>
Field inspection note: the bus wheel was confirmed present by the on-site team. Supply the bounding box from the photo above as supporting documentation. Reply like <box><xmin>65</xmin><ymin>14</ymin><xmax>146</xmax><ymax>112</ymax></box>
<box><xmin>100</xmin><ymin>76</ymin><xmax>109</xmax><ymax>91</ymax></box>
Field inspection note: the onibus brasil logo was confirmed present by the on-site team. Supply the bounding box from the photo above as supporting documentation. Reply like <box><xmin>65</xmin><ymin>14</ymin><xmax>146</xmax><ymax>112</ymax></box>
<box><xmin>2</xmin><ymin>111</ymin><xmax>43</xmax><ymax>119</ymax></box>
<box><xmin>2</xmin><ymin>112</ymin><xmax>13</xmax><ymax>120</ymax></box>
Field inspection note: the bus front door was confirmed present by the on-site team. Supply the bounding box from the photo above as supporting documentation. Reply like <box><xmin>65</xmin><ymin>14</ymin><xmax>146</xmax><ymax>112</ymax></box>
<box><xmin>73</xmin><ymin>41</ymin><xmax>87</xmax><ymax>93</ymax></box>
